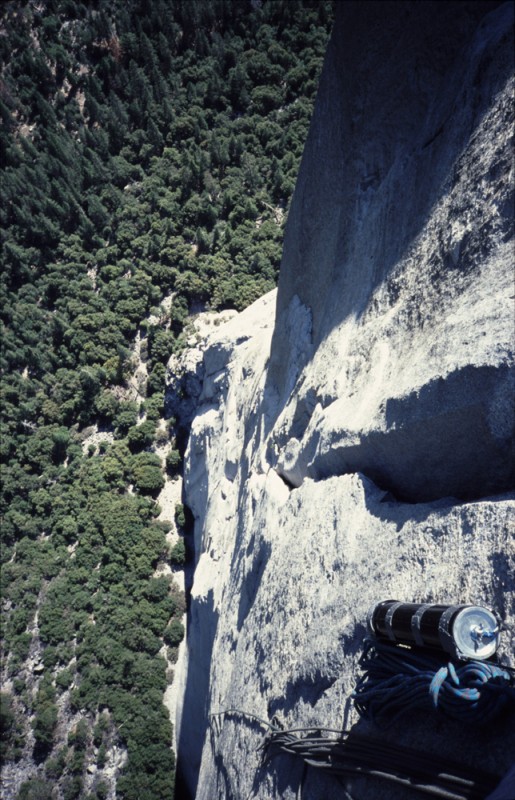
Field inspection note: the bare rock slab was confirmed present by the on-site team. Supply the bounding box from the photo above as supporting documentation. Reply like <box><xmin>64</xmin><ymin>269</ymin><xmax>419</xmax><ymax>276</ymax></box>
<box><xmin>172</xmin><ymin>3</ymin><xmax>515</xmax><ymax>798</ymax></box>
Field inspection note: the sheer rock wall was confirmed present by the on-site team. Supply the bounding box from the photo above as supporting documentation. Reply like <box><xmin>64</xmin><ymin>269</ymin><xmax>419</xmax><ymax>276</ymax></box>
<box><xmin>172</xmin><ymin>3</ymin><xmax>514</xmax><ymax>798</ymax></box>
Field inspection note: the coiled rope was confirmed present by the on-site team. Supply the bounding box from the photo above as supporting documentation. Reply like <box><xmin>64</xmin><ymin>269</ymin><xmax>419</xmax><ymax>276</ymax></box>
<box><xmin>209</xmin><ymin>643</ymin><xmax>513</xmax><ymax>798</ymax></box>
<box><xmin>352</xmin><ymin>639</ymin><xmax>515</xmax><ymax>726</ymax></box>
<box><xmin>210</xmin><ymin>710</ymin><xmax>502</xmax><ymax>800</ymax></box>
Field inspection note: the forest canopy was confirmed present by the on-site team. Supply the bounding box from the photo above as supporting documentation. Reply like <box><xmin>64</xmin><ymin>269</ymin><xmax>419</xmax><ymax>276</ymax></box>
<box><xmin>0</xmin><ymin>1</ymin><xmax>333</xmax><ymax>797</ymax></box>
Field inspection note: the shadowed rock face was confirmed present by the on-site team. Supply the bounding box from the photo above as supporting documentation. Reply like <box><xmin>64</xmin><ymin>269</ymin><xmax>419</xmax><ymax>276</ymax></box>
<box><xmin>267</xmin><ymin>0</ymin><xmax>514</xmax><ymax>503</ymax></box>
<box><xmin>172</xmin><ymin>3</ymin><xmax>514</xmax><ymax>799</ymax></box>
<box><xmin>272</xmin><ymin>0</ymin><xmax>510</xmax><ymax>353</ymax></box>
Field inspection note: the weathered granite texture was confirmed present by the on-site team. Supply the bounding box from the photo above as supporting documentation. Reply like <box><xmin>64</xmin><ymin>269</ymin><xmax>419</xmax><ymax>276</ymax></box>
<box><xmin>268</xmin><ymin>0</ymin><xmax>514</xmax><ymax>503</ymax></box>
<box><xmin>171</xmin><ymin>3</ymin><xmax>515</xmax><ymax>798</ymax></box>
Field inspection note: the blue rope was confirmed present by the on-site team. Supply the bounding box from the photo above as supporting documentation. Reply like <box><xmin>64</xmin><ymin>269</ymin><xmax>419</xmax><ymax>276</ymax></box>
<box><xmin>352</xmin><ymin>639</ymin><xmax>515</xmax><ymax>727</ymax></box>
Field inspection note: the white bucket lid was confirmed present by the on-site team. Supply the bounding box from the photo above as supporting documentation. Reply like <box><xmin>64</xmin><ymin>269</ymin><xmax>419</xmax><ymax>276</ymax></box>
<box><xmin>451</xmin><ymin>606</ymin><xmax>500</xmax><ymax>660</ymax></box>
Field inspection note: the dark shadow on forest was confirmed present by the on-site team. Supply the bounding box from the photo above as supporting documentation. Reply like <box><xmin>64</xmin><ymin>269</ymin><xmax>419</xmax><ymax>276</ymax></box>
<box><xmin>174</xmin><ymin>589</ymin><xmax>219</xmax><ymax>800</ymax></box>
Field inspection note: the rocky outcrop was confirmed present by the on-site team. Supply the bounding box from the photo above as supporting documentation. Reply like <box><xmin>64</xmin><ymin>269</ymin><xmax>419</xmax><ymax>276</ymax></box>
<box><xmin>267</xmin><ymin>0</ymin><xmax>514</xmax><ymax>503</ymax></box>
<box><xmin>172</xmin><ymin>3</ymin><xmax>515</xmax><ymax>799</ymax></box>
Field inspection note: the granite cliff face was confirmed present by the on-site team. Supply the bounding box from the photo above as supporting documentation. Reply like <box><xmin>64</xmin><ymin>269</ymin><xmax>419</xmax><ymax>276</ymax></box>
<box><xmin>171</xmin><ymin>3</ymin><xmax>515</xmax><ymax>798</ymax></box>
